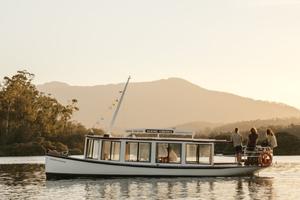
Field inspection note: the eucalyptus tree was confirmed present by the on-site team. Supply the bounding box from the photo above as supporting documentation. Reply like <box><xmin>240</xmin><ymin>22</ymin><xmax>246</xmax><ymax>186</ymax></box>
<box><xmin>0</xmin><ymin>70</ymin><xmax>78</xmax><ymax>145</ymax></box>
<box><xmin>0</xmin><ymin>71</ymin><xmax>37</xmax><ymax>143</ymax></box>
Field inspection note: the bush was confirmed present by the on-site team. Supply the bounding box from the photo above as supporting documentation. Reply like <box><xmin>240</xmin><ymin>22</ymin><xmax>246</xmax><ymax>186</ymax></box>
<box><xmin>69</xmin><ymin>148</ymin><xmax>82</xmax><ymax>155</ymax></box>
<box><xmin>0</xmin><ymin>142</ymin><xmax>45</xmax><ymax>156</ymax></box>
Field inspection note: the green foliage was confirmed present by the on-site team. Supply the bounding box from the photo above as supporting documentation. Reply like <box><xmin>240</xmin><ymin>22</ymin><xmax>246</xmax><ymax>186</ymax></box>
<box><xmin>0</xmin><ymin>71</ymin><xmax>103</xmax><ymax>156</ymax></box>
<box><xmin>0</xmin><ymin>142</ymin><xmax>45</xmax><ymax>156</ymax></box>
<box><xmin>275</xmin><ymin>132</ymin><xmax>300</xmax><ymax>155</ymax></box>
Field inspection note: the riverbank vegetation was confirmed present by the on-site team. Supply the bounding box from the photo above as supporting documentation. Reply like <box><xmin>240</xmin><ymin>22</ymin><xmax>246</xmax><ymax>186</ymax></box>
<box><xmin>0</xmin><ymin>71</ymin><xmax>103</xmax><ymax>156</ymax></box>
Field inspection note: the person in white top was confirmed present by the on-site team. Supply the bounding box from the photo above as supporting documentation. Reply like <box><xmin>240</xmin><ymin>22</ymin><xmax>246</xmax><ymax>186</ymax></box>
<box><xmin>231</xmin><ymin>128</ymin><xmax>243</xmax><ymax>164</ymax></box>
<box><xmin>266</xmin><ymin>128</ymin><xmax>278</xmax><ymax>150</ymax></box>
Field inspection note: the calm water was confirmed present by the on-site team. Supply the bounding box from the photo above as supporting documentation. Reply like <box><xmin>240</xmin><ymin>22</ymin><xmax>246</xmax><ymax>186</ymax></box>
<box><xmin>0</xmin><ymin>156</ymin><xmax>300</xmax><ymax>200</ymax></box>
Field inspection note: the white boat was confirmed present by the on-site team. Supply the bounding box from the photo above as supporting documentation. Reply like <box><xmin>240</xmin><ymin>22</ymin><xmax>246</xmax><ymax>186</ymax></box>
<box><xmin>45</xmin><ymin>77</ymin><xmax>272</xmax><ymax>179</ymax></box>
<box><xmin>46</xmin><ymin>131</ymin><xmax>269</xmax><ymax>179</ymax></box>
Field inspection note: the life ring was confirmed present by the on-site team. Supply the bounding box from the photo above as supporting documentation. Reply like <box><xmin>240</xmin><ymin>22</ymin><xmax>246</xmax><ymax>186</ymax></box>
<box><xmin>259</xmin><ymin>151</ymin><xmax>272</xmax><ymax>167</ymax></box>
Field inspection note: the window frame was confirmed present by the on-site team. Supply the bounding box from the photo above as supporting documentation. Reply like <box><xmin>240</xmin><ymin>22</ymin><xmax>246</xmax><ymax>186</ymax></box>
<box><xmin>198</xmin><ymin>144</ymin><xmax>212</xmax><ymax>165</ymax></box>
<box><xmin>101</xmin><ymin>140</ymin><xmax>121</xmax><ymax>161</ymax></box>
<box><xmin>125</xmin><ymin>141</ymin><xmax>151</xmax><ymax>163</ymax></box>
<box><xmin>86</xmin><ymin>138</ymin><xmax>94</xmax><ymax>159</ymax></box>
<box><xmin>185</xmin><ymin>143</ymin><xmax>213</xmax><ymax>165</ymax></box>
<box><xmin>185</xmin><ymin>143</ymin><xmax>199</xmax><ymax>164</ymax></box>
<box><xmin>92</xmin><ymin>140</ymin><xmax>100</xmax><ymax>159</ymax></box>
<box><xmin>156</xmin><ymin>143</ymin><xmax>182</xmax><ymax>164</ymax></box>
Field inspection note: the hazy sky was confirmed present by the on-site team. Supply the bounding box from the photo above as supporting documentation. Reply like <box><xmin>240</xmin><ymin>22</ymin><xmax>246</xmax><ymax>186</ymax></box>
<box><xmin>1</xmin><ymin>0</ymin><xmax>300</xmax><ymax>109</ymax></box>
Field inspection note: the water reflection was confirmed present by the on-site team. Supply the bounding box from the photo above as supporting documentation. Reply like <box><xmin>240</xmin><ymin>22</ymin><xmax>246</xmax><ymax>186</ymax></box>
<box><xmin>0</xmin><ymin>164</ymin><xmax>45</xmax><ymax>186</ymax></box>
<box><xmin>44</xmin><ymin>176</ymin><xmax>275</xmax><ymax>199</ymax></box>
<box><xmin>1</xmin><ymin>163</ymin><xmax>299</xmax><ymax>199</ymax></box>
<box><xmin>247</xmin><ymin>177</ymin><xmax>274</xmax><ymax>200</ymax></box>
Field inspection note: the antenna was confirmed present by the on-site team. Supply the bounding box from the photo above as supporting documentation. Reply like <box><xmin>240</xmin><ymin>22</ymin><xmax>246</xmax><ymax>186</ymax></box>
<box><xmin>108</xmin><ymin>76</ymin><xmax>131</xmax><ymax>134</ymax></box>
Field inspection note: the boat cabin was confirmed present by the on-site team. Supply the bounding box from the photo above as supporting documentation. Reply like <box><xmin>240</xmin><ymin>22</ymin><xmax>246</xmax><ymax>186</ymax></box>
<box><xmin>83</xmin><ymin>129</ymin><xmax>224</xmax><ymax>166</ymax></box>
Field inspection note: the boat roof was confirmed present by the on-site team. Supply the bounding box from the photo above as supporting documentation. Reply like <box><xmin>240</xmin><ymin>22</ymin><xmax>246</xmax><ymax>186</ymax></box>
<box><xmin>86</xmin><ymin>134</ymin><xmax>229</xmax><ymax>143</ymax></box>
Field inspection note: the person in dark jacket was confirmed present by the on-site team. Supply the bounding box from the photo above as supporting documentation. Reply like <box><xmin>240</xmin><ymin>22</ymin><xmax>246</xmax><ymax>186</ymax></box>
<box><xmin>247</xmin><ymin>127</ymin><xmax>258</xmax><ymax>151</ymax></box>
<box><xmin>247</xmin><ymin>127</ymin><xmax>259</xmax><ymax>165</ymax></box>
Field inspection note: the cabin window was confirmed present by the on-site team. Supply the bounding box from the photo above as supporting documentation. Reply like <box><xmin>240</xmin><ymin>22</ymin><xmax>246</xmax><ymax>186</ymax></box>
<box><xmin>199</xmin><ymin>144</ymin><xmax>212</xmax><ymax>164</ymax></box>
<box><xmin>92</xmin><ymin>140</ymin><xmax>100</xmax><ymax>159</ymax></box>
<box><xmin>186</xmin><ymin>144</ymin><xmax>198</xmax><ymax>163</ymax></box>
<box><xmin>101</xmin><ymin>141</ymin><xmax>121</xmax><ymax>161</ymax></box>
<box><xmin>101</xmin><ymin>141</ymin><xmax>110</xmax><ymax>160</ymax></box>
<box><xmin>125</xmin><ymin>142</ymin><xmax>151</xmax><ymax>162</ymax></box>
<box><xmin>86</xmin><ymin>139</ymin><xmax>94</xmax><ymax>159</ymax></box>
<box><xmin>139</xmin><ymin>143</ymin><xmax>151</xmax><ymax>162</ymax></box>
<box><xmin>156</xmin><ymin>143</ymin><xmax>181</xmax><ymax>163</ymax></box>
<box><xmin>111</xmin><ymin>141</ymin><xmax>121</xmax><ymax>160</ymax></box>
<box><xmin>185</xmin><ymin>144</ymin><xmax>212</xmax><ymax>165</ymax></box>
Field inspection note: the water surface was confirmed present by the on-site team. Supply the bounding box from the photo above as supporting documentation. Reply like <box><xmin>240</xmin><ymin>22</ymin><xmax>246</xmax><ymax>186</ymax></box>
<box><xmin>0</xmin><ymin>156</ymin><xmax>299</xmax><ymax>199</ymax></box>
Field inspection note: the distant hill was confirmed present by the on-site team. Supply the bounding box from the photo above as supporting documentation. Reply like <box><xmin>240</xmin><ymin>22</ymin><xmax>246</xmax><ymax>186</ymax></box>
<box><xmin>174</xmin><ymin>121</ymin><xmax>221</xmax><ymax>132</ymax></box>
<box><xmin>213</xmin><ymin>117</ymin><xmax>300</xmax><ymax>133</ymax></box>
<box><xmin>174</xmin><ymin>117</ymin><xmax>300</xmax><ymax>136</ymax></box>
<box><xmin>37</xmin><ymin>78</ymin><xmax>300</xmax><ymax>132</ymax></box>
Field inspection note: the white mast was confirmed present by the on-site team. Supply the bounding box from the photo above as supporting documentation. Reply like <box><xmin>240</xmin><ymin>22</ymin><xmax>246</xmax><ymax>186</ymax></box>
<box><xmin>108</xmin><ymin>76</ymin><xmax>131</xmax><ymax>134</ymax></box>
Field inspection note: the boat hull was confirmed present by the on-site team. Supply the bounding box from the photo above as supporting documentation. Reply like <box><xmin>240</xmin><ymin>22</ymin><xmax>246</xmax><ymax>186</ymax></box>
<box><xmin>45</xmin><ymin>155</ymin><xmax>265</xmax><ymax>179</ymax></box>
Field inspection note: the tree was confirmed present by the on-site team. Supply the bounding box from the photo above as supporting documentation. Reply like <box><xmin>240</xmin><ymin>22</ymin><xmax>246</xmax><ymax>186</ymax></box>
<box><xmin>0</xmin><ymin>70</ymin><xmax>78</xmax><ymax>145</ymax></box>
<box><xmin>0</xmin><ymin>71</ymin><xmax>37</xmax><ymax>144</ymax></box>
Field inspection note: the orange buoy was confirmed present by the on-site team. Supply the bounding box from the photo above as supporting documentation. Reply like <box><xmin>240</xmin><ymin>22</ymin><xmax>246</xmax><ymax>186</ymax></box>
<box><xmin>259</xmin><ymin>151</ymin><xmax>273</xmax><ymax>167</ymax></box>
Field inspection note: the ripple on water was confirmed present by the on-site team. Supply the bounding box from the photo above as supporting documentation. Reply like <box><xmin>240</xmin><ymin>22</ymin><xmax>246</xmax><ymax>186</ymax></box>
<box><xmin>0</xmin><ymin>159</ymin><xmax>300</xmax><ymax>199</ymax></box>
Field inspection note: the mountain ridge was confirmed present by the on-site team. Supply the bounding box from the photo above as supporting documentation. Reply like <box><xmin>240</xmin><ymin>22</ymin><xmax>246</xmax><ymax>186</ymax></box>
<box><xmin>37</xmin><ymin>78</ymin><xmax>300</xmax><ymax>131</ymax></box>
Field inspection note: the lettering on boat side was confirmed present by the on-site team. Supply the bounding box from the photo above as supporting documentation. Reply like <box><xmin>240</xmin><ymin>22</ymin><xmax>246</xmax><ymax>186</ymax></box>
<box><xmin>50</xmin><ymin>158</ymin><xmax>66</xmax><ymax>163</ymax></box>
<box><xmin>145</xmin><ymin>129</ymin><xmax>174</xmax><ymax>134</ymax></box>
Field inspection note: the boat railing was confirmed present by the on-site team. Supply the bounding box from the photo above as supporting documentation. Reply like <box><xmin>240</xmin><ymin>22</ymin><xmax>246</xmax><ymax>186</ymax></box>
<box><xmin>242</xmin><ymin>145</ymin><xmax>273</xmax><ymax>166</ymax></box>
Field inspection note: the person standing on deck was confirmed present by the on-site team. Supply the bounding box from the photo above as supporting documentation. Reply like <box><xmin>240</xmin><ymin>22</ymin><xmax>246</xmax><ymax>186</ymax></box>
<box><xmin>247</xmin><ymin>127</ymin><xmax>258</xmax><ymax>151</ymax></box>
<box><xmin>266</xmin><ymin>128</ymin><xmax>278</xmax><ymax>150</ymax></box>
<box><xmin>231</xmin><ymin>128</ymin><xmax>243</xmax><ymax>164</ymax></box>
<box><xmin>247</xmin><ymin>127</ymin><xmax>259</xmax><ymax>165</ymax></box>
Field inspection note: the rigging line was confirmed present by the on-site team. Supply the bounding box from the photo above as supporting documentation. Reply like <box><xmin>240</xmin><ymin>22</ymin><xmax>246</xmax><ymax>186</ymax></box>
<box><xmin>108</xmin><ymin>76</ymin><xmax>131</xmax><ymax>133</ymax></box>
